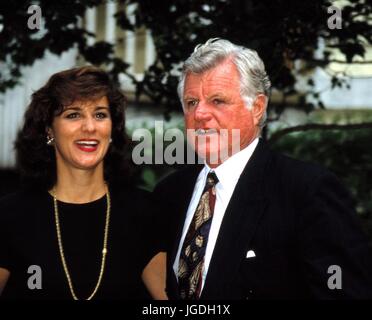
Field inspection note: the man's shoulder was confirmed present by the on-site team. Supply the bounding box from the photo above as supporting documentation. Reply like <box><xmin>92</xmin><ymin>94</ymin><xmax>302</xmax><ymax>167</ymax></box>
<box><xmin>270</xmin><ymin>148</ymin><xmax>330</xmax><ymax>180</ymax></box>
<box><xmin>247</xmin><ymin>140</ymin><xmax>332</xmax><ymax>184</ymax></box>
<box><xmin>154</xmin><ymin>165</ymin><xmax>202</xmax><ymax>195</ymax></box>
<box><xmin>264</xmin><ymin>145</ymin><xmax>343</xmax><ymax>198</ymax></box>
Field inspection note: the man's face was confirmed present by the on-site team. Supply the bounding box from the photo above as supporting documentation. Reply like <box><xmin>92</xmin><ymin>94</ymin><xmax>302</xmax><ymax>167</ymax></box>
<box><xmin>183</xmin><ymin>59</ymin><xmax>264</xmax><ymax>167</ymax></box>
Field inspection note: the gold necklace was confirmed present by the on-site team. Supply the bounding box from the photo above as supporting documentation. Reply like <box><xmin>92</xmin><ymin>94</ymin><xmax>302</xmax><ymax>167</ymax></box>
<box><xmin>52</xmin><ymin>185</ymin><xmax>111</xmax><ymax>300</ymax></box>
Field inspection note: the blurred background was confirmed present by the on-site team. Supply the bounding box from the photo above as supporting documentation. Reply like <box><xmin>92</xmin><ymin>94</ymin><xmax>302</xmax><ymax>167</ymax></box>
<box><xmin>0</xmin><ymin>0</ymin><xmax>371</xmax><ymax>238</ymax></box>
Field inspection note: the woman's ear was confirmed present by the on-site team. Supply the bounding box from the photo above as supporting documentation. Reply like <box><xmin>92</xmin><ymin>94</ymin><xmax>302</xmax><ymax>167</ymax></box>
<box><xmin>46</xmin><ymin>127</ymin><xmax>53</xmax><ymax>137</ymax></box>
<box><xmin>252</xmin><ymin>94</ymin><xmax>267</xmax><ymax>127</ymax></box>
<box><xmin>46</xmin><ymin>128</ymin><xmax>55</xmax><ymax>146</ymax></box>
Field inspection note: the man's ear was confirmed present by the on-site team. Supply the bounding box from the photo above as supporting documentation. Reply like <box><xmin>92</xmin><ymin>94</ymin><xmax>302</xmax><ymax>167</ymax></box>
<box><xmin>252</xmin><ymin>94</ymin><xmax>267</xmax><ymax>126</ymax></box>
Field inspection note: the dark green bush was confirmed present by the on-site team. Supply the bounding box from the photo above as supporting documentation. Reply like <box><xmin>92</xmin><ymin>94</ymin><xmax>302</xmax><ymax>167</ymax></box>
<box><xmin>271</xmin><ymin>129</ymin><xmax>372</xmax><ymax>239</ymax></box>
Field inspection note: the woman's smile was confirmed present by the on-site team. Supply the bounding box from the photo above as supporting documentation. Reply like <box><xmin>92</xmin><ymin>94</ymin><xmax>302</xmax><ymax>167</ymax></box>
<box><xmin>75</xmin><ymin>139</ymin><xmax>100</xmax><ymax>152</ymax></box>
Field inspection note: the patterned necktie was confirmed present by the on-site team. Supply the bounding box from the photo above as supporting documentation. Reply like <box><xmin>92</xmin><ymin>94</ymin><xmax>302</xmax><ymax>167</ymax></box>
<box><xmin>178</xmin><ymin>171</ymin><xmax>219</xmax><ymax>300</ymax></box>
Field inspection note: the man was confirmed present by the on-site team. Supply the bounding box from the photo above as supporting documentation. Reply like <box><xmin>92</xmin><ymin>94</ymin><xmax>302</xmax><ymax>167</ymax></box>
<box><xmin>154</xmin><ymin>38</ymin><xmax>372</xmax><ymax>299</ymax></box>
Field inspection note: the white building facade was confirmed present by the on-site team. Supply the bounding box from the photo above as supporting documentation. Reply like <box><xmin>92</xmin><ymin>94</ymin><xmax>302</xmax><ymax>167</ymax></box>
<box><xmin>0</xmin><ymin>2</ymin><xmax>371</xmax><ymax>168</ymax></box>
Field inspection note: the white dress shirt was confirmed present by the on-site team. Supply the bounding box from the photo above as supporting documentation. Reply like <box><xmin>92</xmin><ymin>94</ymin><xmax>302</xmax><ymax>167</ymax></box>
<box><xmin>173</xmin><ymin>137</ymin><xmax>259</xmax><ymax>292</ymax></box>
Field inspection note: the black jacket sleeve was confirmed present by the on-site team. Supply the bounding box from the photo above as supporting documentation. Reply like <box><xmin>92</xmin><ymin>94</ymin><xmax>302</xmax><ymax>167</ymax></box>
<box><xmin>297</xmin><ymin>171</ymin><xmax>372</xmax><ymax>298</ymax></box>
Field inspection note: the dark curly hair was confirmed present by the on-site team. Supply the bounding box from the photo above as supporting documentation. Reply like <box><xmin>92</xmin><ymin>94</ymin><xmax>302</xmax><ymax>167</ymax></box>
<box><xmin>15</xmin><ymin>66</ymin><xmax>131</xmax><ymax>190</ymax></box>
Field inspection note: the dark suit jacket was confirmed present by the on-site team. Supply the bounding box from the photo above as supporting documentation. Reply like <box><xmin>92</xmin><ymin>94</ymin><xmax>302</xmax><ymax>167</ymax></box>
<box><xmin>154</xmin><ymin>139</ymin><xmax>372</xmax><ymax>299</ymax></box>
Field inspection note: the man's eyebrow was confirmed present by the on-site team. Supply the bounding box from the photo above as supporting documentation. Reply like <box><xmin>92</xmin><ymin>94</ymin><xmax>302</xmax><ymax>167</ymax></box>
<box><xmin>209</xmin><ymin>93</ymin><xmax>227</xmax><ymax>98</ymax></box>
<box><xmin>183</xmin><ymin>95</ymin><xmax>197</xmax><ymax>100</ymax></box>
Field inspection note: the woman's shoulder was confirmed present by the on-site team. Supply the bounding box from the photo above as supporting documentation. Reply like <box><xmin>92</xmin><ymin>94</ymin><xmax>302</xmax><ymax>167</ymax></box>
<box><xmin>0</xmin><ymin>187</ymin><xmax>47</xmax><ymax>219</ymax></box>
<box><xmin>0</xmin><ymin>189</ymin><xmax>26</xmax><ymax>209</ymax></box>
<box><xmin>109</xmin><ymin>185</ymin><xmax>158</xmax><ymax>218</ymax></box>
<box><xmin>110</xmin><ymin>185</ymin><xmax>152</xmax><ymax>203</ymax></box>
<box><xmin>110</xmin><ymin>183</ymin><xmax>149</xmax><ymax>195</ymax></box>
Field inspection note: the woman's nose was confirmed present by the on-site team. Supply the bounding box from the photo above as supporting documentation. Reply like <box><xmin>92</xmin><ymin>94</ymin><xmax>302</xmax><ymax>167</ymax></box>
<box><xmin>81</xmin><ymin>116</ymin><xmax>96</xmax><ymax>132</ymax></box>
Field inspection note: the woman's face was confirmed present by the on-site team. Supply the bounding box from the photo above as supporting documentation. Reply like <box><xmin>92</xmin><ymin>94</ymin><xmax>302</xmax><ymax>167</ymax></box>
<box><xmin>49</xmin><ymin>96</ymin><xmax>112</xmax><ymax>172</ymax></box>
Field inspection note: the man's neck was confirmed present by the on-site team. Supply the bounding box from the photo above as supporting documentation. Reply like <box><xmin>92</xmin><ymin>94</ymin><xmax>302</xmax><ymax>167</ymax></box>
<box><xmin>206</xmin><ymin>136</ymin><xmax>259</xmax><ymax>169</ymax></box>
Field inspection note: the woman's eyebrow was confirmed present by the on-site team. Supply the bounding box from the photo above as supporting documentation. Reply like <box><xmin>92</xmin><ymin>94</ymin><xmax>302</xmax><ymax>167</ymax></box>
<box><xmin>61</xmin><ymin>106</ymin><xmax>81</xmax><ymax>113</ymax></box>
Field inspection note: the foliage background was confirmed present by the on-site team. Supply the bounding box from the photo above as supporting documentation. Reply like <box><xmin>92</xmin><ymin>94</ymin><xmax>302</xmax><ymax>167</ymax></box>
<box><xmin>0</xmin><ymin>0</ymin><xmax>371</xmax><ymax>240</ymax></box>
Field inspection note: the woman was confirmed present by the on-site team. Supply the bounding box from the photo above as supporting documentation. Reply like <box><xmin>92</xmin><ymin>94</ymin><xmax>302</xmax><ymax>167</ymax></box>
<box><xmin>0</xmin><ymin>66</ymin><xmax>167</xmax><ymax>299</ymax></box>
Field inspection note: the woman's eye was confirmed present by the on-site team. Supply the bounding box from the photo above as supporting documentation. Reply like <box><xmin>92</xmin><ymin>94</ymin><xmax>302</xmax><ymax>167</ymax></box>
<box><xmin>66</xmin><ymin>112</ymin><xmax>79</xmax><ymax>119</ymax></box>
<box><xmin>95</xmin><ymin>112</ymin><xmax>109</xmax><ymax>119</ymax></box>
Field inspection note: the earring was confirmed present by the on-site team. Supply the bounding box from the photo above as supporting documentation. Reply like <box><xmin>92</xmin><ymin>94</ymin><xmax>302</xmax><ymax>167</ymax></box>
<box><xmin>46</xmin><ymin>136</ymin><xmax>55</xmax><ymax>146</ymax></box>
<box><xmin>109</xmin><ymin>138</ymin><xmax>112</xmax><ymax>143</ymax></box>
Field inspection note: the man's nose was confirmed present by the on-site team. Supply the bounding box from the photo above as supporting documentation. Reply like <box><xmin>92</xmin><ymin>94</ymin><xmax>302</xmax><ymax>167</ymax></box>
<box><xmin>81</xmin><ymin>116</ymin><xmax>96</xmax><ymax>132</ymax></box>
<box><xmin>194</xmin><ymin>101</ymin><xmax>212</xmax><ymax>122</ymax></box>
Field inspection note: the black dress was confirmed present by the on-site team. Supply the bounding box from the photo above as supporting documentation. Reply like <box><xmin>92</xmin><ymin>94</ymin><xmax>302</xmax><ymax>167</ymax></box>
<box><xmin>0</xmin><ymin>186</ymin><xmax>165</xmax><ymax>300</ymax></box>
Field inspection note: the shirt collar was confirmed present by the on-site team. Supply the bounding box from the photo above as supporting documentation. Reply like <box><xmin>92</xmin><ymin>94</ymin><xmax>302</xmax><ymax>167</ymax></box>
<box><xmin>204</xmin><ymin>137</ymin><xmax>259</xmax><ymax>189</ymax></box>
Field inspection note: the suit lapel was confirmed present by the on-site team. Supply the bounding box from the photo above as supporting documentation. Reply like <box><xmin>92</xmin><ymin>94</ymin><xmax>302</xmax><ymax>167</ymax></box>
<box><xmin>167</xmin><ymin>165</ymin><xmax>203</xmax><ymax>298</ymax></box>
<box><xmin>201</xmin><ymin>140</ymin><xmax>272</xmax><ymax>299</ymax></box>
<box><xmin>170</xmin><ymin>165</ymin><xmax>203</xmax><ymax>264</ymax></box>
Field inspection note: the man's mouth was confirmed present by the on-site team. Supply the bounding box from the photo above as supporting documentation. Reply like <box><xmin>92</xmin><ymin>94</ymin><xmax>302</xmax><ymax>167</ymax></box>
<box><xmin>75</xmin><ymin>140</ymin><xmax>99</xmax><ymax>152</ymax></box>
<box><xmin>195</xmin><ymin>128</ymin><xmax>218</xmax><ymax>136</ymax></box>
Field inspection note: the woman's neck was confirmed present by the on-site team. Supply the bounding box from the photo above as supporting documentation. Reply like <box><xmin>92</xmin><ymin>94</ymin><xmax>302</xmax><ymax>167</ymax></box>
<box><xmin>51</xmin><ymin>166</ymin><xmax>107</xmax><ymax>204</ymax></box>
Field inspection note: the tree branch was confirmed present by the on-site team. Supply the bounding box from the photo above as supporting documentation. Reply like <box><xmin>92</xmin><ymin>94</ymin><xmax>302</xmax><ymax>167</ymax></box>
<box><xmin>268</xmin><ymin>122</ymin><xmax>372</xmax><ymax>144</ymax></box>
<box><xmin>311</xmin><ymin>58</ymin><xmax>372</xmax><ymax>64</ymax></box>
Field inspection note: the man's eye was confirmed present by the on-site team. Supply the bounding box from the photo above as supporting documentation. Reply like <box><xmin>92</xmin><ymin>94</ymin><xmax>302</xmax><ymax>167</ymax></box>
<box><xmin>186</xmin><ymin>100</ymin><xmax>198</xmax><ymax>108</ymax></box>
<box><xmin>213</xmin><ymin>99</ymin><xmax>224</xmax><ymax>105</ymax></box>
<box><xmin>66</xmin><ymin>112</ymin><xmax>79</xmax><ymax>119</ymax></box>
<box><xmin>95</xmin><ymin>112</ymin><xmax>109</xmax><ymax>119</ymax></box>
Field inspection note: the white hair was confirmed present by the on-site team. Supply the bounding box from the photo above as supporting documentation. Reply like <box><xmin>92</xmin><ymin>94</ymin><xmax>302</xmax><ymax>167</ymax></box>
<box><xmin>178</xmin><ymin>38</ymin><xmax>271</xmax><ymax>128</ymax></box>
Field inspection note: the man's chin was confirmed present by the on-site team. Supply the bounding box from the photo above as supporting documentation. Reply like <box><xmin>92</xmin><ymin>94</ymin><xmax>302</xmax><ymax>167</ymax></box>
<box><xmin>194</xmin><ymin>149</ymin><xmax>223</xmax><ymax>167</ymax></box>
